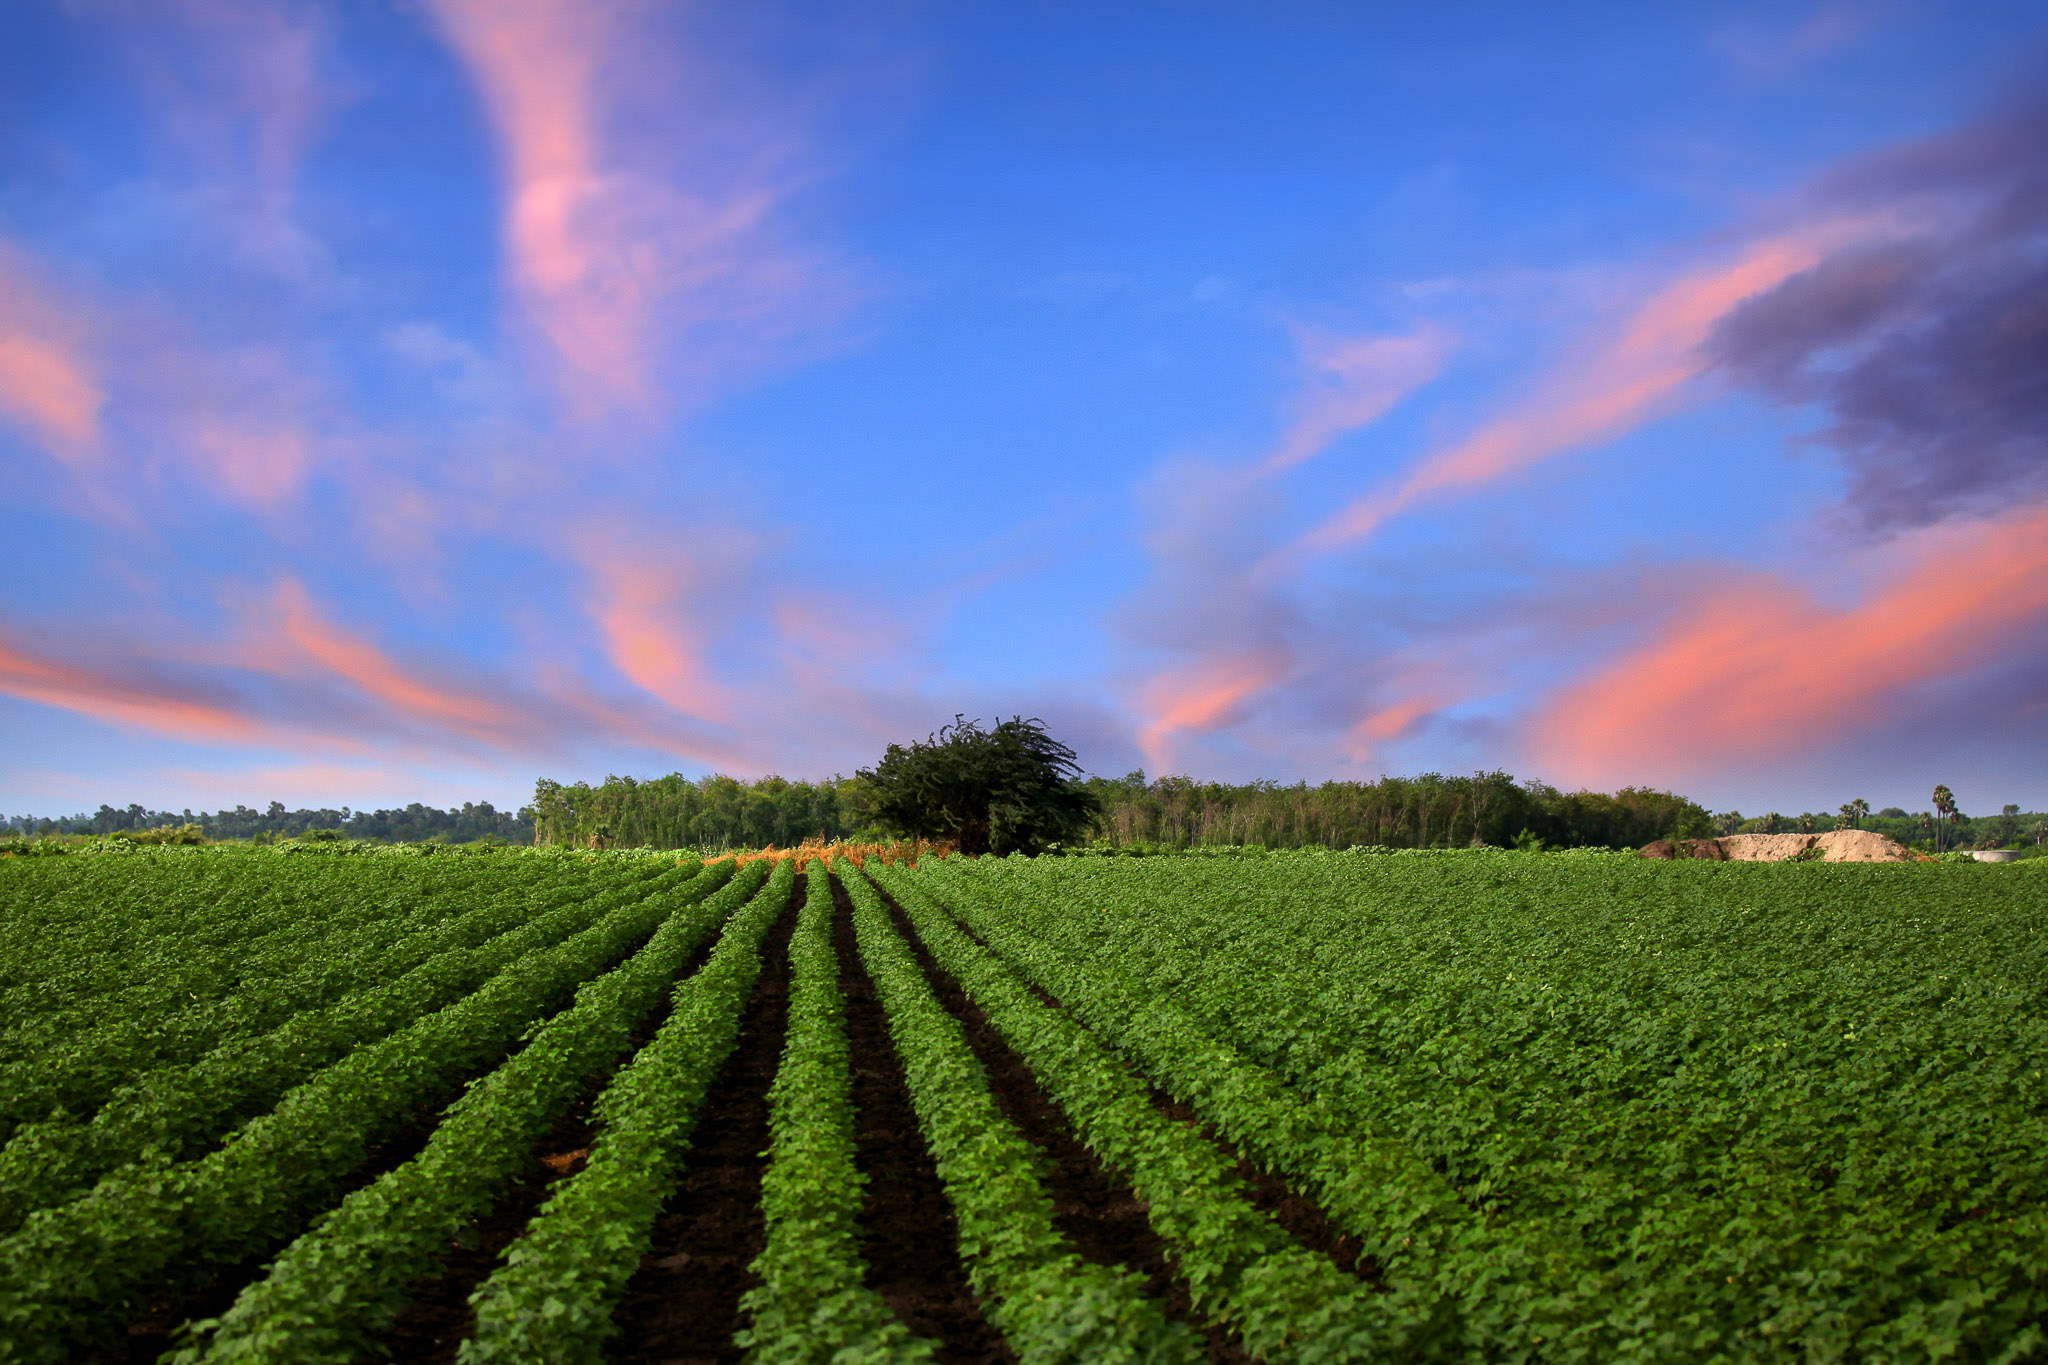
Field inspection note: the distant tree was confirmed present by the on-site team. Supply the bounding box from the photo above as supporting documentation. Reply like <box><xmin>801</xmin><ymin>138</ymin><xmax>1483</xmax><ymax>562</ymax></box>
<box><xmin>2035</xmin><ymin>820</ymin><xmax>2046</xmax><ymax>849</ymax></box>
<box><xmin>1717</xmin><ymin>810</ymin><xmax>1744</xmax><ymax>836</ymax></box>
<box><xmin>861</xmin><ymin>716</ymin><xmax>1101</xmax><ymax>856</ymax></box>
<box><xmin>1997</xmin><ymin>804</ymin><xmax>2020</xmax><ymax>846</ymax></box>
<box><xmin>1932</xmin><ymin>785</ymin><xmax>1957</xmax><ymax>854</ymax></box>
<box><xmin>1878</xmin><ymin>806</ymin><xmax>1907</xmax><ymax>820</ymax></box>
<box><xmin>1763</xmin><ymin>812</ymin><xmax>1782</xmax><ymax>834</ymax></box>
<box><xmin>1918</xmin><ymin>811</ymin><xmax>1935</xmax><ymax>849</ymax></box>
<box><xmin>1799</xmin><ymin>812</ymin><xmax>1815</xmax><ymax>834</ymax></box>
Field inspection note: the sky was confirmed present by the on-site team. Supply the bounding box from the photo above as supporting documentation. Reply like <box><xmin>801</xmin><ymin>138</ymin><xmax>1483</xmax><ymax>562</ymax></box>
<box><xmin>1</xmin><ymin>0</ymin><xmax>2044</xmax><ymax>819</ymax></box>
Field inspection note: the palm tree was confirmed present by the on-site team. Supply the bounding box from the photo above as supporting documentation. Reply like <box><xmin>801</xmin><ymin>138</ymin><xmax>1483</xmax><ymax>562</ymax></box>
<box><xmin>2035</xmin><ymin>820</ymin><xmax>2046</xmax><ymax>849</ymax></box>
<box><xmin>1799</xmin><ymin>812</ymin><xmax>1814</xmax><ymax>834</ymax></box>
<box><xmin>1851</xmin><ymin>797</ymin><xmax>1870</xmax><ymax>828</ymax></box>
<box><xmin>1763</xmin><ymin>812</ymin><xmax>1782</xmax><ymax>834</ymax></box>
<box><xmin>1932</xmin><ymin>785</ymin><xmax>1956</xmax><ymax>854</ymax></box>
<box><xmin>1837</xmin><ymin>803</ymin><xmax>1856</xmax><ymax>830</ymax></box>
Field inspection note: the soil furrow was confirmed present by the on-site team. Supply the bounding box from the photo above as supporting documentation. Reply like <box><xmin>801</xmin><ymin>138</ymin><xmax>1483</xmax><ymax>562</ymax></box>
<box><xmin>830</xmin><ymin>873</ymin><xmax>1015</xmax><ymax>1365</ymax></box>
<box><xmin>372</xmin><ymin>907</ymin><xmax>729</xmax><ymax>1363</ymax></box>
<box><xmin>605</xmin><ymin>875</ymin><xmax>801</xmax><ymax>1365</ymax></box>
<box><xmin>875</xmin><ymin>888</ymin><xmax>1251</xmax><ymax>1363</ymax></box>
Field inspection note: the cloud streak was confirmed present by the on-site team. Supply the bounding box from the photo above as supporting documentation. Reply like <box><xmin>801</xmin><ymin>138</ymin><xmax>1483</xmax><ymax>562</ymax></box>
<box><xmin>0</xmin><ymin>244</ymin><xmax>104</xmax><ymax>460</ymax></box>
<box><xmin>426</xmin><ymin>0</ymin><xmax>845</xmax><ymax>423</ymax></box>
<box><xmin>1707</xmin><ymin>89</ymin><xmax>2048</xmax><ymax>532</ymax></box>
<box><xmin>1534</xmin><ymin>503</ymin><xmax>2048</xmax><ymax>789</ymax></box>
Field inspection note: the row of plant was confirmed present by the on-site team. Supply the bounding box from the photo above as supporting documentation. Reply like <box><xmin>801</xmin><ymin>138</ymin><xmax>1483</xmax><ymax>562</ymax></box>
<box><xmin>935</xmin><ymin>853</ymin><xmax>2048</xmax><ymax>1360</ymax></box>
<box><xmin>869</xmin><ymin>861</ymin><xmax>1384</xmax><ymax>1361</ymax></box>
<box><xmin>0</xmin><ymin>853</ymin><xmax>601</xmax><ymax>1131</ymax></box>
<box><xmin>0</xmin><ymin>858</ymin><xmax>679</xmax><ymax>1236</ymax></box>
<box><xmin>178</xmin><ymin>859</ymin><xmax>754</xmax><ymax>1363</ymax></box>
<box><xmin>0</xmin><ymin>862</ymin><xmax>699</xmax><ymax>1364</ymax></box>
<box><xmin>0</xmin><ymin>854</ymin><xmax>447</xmax><ymax>1095</ymax></box>
<box><xmin>915</xmin><ymin>858</ymin><xmax>1482</xmax><ymax>1352</ymax></box>
<box><xmin>456</xmin><ymin>858</ymin><xmax>800</xmax><ymax>1363</ymax></box>
<box><xmin>841</xmin><ymin>862</ymin><xmax>1200</xmax><ymax>1363</ymax></box>
<box><xmin>735</xmin><ymin>867</ymin><xmax>936</xmax><ymax>1362</ymax></box>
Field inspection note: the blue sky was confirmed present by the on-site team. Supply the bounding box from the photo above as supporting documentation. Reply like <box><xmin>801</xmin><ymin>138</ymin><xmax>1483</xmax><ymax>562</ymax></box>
<box><xmin>2</xmin><ymin>0</ymin><xmax>2044</xmax><ymax>818</ymax></box>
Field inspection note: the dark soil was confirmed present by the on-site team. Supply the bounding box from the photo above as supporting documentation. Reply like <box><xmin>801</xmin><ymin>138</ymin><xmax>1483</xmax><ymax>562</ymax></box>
<box><xmin>942</xmin><ymin>901</ymin><xmax>1379</xmax><ymax>1283</ymax></box>
<box><xmin>831</xmin><ymin>875</ymin><xmax>1015</xmax><ymax>1365</ymax></box>
<box><xmin>874</xmin><ymin>888</ymin><xmax>1253</xmax><ymax>1363</ymax></box>
<box><xmin>605</xmin><ymin>875</ymin><xmax>801</xmax><ymax>1365</ymax></box>
<box><xmin>371</xmin><ymin>909</ymin><xmax>728</xmax><ymax>1363</ymax></box>
<box><xmin>1145</xmin><ymin>1086</ymin><xmax>1378</xmax><ymax>1283</ymax></box>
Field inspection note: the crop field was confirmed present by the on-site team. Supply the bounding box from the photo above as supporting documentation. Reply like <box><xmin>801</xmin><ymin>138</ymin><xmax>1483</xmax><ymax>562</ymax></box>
<box><xmin>0</xmin><ymin>846</ymin><xmax>2041</xmax><ymax>1363</ymax></box>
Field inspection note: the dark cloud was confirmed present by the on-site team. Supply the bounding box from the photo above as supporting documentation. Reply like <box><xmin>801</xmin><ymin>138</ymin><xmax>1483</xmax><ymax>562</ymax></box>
<box><xmin>1709</xmin><ymin>90</ymin><xmax>2048</xmax><ymax>531</ymax></box>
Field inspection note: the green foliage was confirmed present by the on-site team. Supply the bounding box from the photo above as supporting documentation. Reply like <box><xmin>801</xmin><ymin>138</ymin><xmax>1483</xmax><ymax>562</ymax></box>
<box><xmin>1084</xmin><ymin>769</ymin><xmax>1709</xmax><ymax>851</ymax></box>
<box><xmin>737</xmin><ymin>867</ymin><xmax>936</xmax><ymax>1363</ymax></box>
<box><xmin>859</xmin><ymin>716</ymin><xmax>1101</xmax><ymax>856</ymax></box>
<box><xmin>843</xmin><ymin>862</ymin><xmax>1198</xmax><ymax>1362</ymax></box>
<box><xmin>0</xmin><ymin>861</ymin><xmax>698</xmax><ymax>1363</ymax></box>
<box><xmin>900</xmin><ymin>852</ymin><xmax>2048</xmax><ymax>1361</ymax></box>
<box><xmin>873</xmin><ymin>861</ymin><xmax>1386</xmax><ymax>1361</ymax></box>
<box><xmin>460</xmin><ymin>861</ymin><xmax>793</xmax><ymax>1364</ymax></box>
<box><xmin>0</xmin><ymin>857</ymin><xmax>671</xmax><ymax>1236</ymax></box>
<box><xmin>175</xmin><ymin>861</ymin><xmax>744</xmax><ymax>1363</ymax></box>
<box><xmin>531</xmin><ymin>772</ymin><xmax>873</xmax><ymax>851</ymax></box>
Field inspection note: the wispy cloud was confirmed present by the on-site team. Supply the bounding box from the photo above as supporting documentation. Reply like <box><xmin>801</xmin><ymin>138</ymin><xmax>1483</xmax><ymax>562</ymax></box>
<box><xmin>0</xmin><ymin>631</ymin><xmax>266</xmax><ymax>744</ymax></box>
<box><xmin>1260</xmin><ymin>324</ymin><xmax>1449</xmax><ymax>474</ymax></box>
<box><xmin>1533</xmin><ymin>503</ymin><xmax>2048</xmax><ymax>789</ymax></box>
<box><xmin>1707</xmin><ymin>89</ymin><xmax>2048</xmax><ymax>532</ymax></box>
<box><xmin>1292</xmin><ymin>222</ymin><xmax>1877</xmax><ymax>556</ymax></box>
<box><xmin>0</xmin><ymin>243</ymin><xmax>104</xmax><ymax>461</ymax></box>
<box><xmin>425</xmin><ymin>0</ymin><xmax>851</xmax><ymax>424</ymax></box>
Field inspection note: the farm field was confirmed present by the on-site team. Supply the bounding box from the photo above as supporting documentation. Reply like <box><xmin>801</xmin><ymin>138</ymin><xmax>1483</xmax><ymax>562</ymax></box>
<box><xmin>0</xmin><ymin>846</ymin><xmax>2041</xmax><ymax>1363</ymax></box>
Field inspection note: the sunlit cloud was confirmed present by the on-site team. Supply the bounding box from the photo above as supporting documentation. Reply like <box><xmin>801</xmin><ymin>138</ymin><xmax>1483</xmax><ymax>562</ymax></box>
<box><xmin>0</xmin><ymin>244</ymin><xmax>104</xmax><ymax>461</ymax></box>
<box><xmin>0</xmin><ymin>632</ymin><xmax>265</xmax><ymax>744</ymax></box>
<box><xmin>1533</xmin><ymin>503</ymin><xmax>2048</xmax><ymax>789</ymax></box>
<box><xmin>1294</xmin><ymin>222</ymin><xmax>1880</xmax><ymax>556</ymax></box>
<box><xmin>425</xmin><ymin>0</ymin><xmax>848</xmax><ymax>424</ymax></box>
<box><xmin>1260</xmin><ymin>324</ymin><xmax>1449</xmax><ymax>474</ymax></box>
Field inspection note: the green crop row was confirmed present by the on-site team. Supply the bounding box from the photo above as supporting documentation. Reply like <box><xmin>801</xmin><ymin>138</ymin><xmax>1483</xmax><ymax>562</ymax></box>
<box><xmin>458</xmin><ymin>858</ymin><xmax>797</xmax><ymax>1365</ymax></box>
<box><xmin>0</xmin><ymin>853</ymin><xmax>567</xmax><ymax>1079</ymax></box>
<box><xmin>916</xmin><ymin>857</ymin><xmax>1484</xmax><ymax>1352</ymax></box>
<box><xmin>932</xmin><ymin>852</ymin><xmax>2048</xmax><ymax>1361</ymax></box>
<box><xmin>842</xmin><ymin>862</ymin><xmax>1198</xmax><ymax>1364</ymax></box>
<box><xmin>871</xmin><ymin>860</ymin><xmax>1386</xmax><ymax>1362</ymax></box>
<box><xmin>179</xmin><ymin>859</ymin><xmax>749</xmax><ymax>1364</ymax></box>
<box><xmin>0</xmin><ymin>861</ymin><xmax>696</xmax><ymax>1365</ymax></box>
<box><xmin>0</xmin><ymin>858</ymin><xmax>676</xmax><ymax>1237</ymax></box>
<box><xmin>737</xmin><ymin>867</ymin><xmax>936</xmax><ymax>1363</ymax></box>
<box><xmin>0</xmin><ymin>855</ymin><xmax>535</xmax><ymax>1134</ymax></box>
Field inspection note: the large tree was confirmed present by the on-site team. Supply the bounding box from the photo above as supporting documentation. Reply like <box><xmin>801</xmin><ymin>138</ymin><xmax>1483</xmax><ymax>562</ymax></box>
<box><xmin>860</xmin><ymin>715</ymin><xmax>1102</xmax><ymax>855</ymax></box>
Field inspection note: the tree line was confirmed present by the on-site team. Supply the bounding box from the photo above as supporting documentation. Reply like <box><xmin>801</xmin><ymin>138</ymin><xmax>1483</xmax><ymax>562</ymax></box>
<box><xmin>530</xmin><ymin>764</ymin><xmax>1715</xmax><ymax>853</ymax></box>
<box><xmin>2</xmin><ymin>801</ymin><xmax>534</xmax><ymax>845</ymax></box>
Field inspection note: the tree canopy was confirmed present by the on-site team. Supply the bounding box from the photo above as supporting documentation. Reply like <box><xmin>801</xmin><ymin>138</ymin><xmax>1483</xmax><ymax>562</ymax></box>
<box><xmin>859</xmin><ymin>715</ymin><xmax>1102</xmax><ymax>855</ymax></box>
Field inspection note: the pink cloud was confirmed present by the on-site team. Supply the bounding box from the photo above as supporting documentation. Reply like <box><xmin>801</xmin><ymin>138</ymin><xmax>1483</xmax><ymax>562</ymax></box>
<box><xmin>266</xmin><ymin>579</ymin><xmax>527</xmax><ymax>745</ymax></box>
<box><xmin>1533</xmin><ymin>503</ymin><xmax>2048</xmax><ymax>789</ymax></box>
<box><xmin>1135</xmin><ymin>649</ymin><xmax>1291</xmax><ymax>774</ymax></box>
<box><xmin>0</xmin><ymin>633</ymin><xmax>263</xmax><ymax>744</ymax></box>
<box><xmin>573</xmin><ymin>542</ymin><xmax>736</xmax><ymax>725</ymax></box>
<box><xmin>1260</xmin><ymin>325</ymin><xmax>1449</xmax><ymax>474</ymax></box>
<box><xmin>426</xmin><ymin>0</ymin><xmax>843</xmax><ymax>423</ymax></box>
<box><xmin>0</xmin><ymin>245</ymin><xmax>104</xmax><ymax>460</ymax></box>
<box><xmin>1295</xmin><ymin>225</ymin><xmax>1876</xmax><ymax>555</ymax></box>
